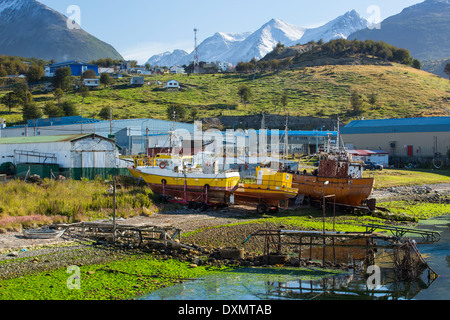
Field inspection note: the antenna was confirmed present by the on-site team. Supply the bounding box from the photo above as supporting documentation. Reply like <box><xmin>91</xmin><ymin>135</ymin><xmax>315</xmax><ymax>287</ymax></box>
<box><xmin>194</xmin><ymin>28</ymin><xmax>199</xmax><ymax>74</ymax></box>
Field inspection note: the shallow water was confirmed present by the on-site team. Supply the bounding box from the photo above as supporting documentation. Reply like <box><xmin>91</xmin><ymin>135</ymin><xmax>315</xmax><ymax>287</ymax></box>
<box><xmin>141</xmin><ymin>215</ymin><xmax>450</xmax><ymax>301</ymax></box>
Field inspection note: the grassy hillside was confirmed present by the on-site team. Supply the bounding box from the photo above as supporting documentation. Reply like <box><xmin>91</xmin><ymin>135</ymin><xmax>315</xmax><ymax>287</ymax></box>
<box><xmin>1</xmin><ymin>63</ymin><xmax>450</xmax><ymax>125</ymax></box>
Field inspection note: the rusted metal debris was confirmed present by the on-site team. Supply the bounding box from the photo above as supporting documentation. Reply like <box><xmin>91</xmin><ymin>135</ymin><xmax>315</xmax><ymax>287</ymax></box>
<box><xmin>242</xmin><ymin>227</ymin><xmax>439</xmax><ymax>282</ymax></box>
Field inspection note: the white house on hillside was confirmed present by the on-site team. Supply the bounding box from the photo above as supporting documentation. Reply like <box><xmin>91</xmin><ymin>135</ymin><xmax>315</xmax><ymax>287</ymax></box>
<box><xmin>83</xmin><ymin>78</ymin><xmax>100</xmax><ymax>88</ymax></box>
<box><xmin>164</xmin><ymin>80</ymin><xmax>180</xmax><ymax>89</ymax></box>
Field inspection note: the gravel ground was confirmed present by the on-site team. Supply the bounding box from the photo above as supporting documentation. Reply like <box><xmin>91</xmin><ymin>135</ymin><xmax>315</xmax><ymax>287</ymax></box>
<box><xmin>0</xmin><ymin>204</ymin><xmax>263</xmax><ymax>279</ymax></box>
<box><xmin>371</xmin><ymin>183</ymin><xmax>450</xmax><ymax>201</ymax></box>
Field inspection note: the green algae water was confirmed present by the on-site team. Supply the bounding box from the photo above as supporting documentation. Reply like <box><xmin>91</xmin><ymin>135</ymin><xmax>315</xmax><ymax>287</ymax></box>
<box><xmin>141</xmin><ymin>215</ymin><xmax>450</xmax><ymax>301</ymax></box>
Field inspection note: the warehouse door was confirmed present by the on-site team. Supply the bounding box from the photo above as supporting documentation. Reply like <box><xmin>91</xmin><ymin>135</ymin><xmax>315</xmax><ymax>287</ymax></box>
<box><xmin>81</xmin><ymin>152</ymin><xmax>107</xmax><ymax>179</ymax></box>
<box><xmin>407</xmin><ymin>145</ymin><xmax>413</xmax><ymax>157</ymax></box>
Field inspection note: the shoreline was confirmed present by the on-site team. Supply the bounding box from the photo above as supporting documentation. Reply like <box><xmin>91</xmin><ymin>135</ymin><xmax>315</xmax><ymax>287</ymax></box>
<box><xmin>0</xmin><ymin>182</ymin><xmax>448</xmax><ymax>300</ymax></box>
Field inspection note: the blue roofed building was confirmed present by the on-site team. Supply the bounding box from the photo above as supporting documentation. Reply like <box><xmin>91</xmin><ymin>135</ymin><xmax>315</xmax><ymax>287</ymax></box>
<box><xmin>341</xmin><ymin>117</ymin><xmax>450</xmax><ymax>162</ymax></box>
<box><xmin>44</xmin><ymin>60</ymin><xmax>99</xmax><ymax>77</ymax></box>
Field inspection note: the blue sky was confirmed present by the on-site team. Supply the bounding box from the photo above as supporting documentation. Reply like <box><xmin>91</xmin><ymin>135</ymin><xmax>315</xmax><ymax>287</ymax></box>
<box><xmin>39</xmin><ymin>0</ymin><xmax>423</xmax><ymax>64</ymax></box>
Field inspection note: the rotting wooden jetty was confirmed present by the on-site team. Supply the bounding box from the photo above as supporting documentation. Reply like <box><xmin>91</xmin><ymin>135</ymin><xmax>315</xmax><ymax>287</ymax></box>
<box><xmin>52</xmin><ymin>222</ymin><xmax>194</xmax><ymax>250</ymax></box>
<box><xmin>242</xmin><ymin>225</ymin><xmax>440</xmax><ymax>282</ymax></box>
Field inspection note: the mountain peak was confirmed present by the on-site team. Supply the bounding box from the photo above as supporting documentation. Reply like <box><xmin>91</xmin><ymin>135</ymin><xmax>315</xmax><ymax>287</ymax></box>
<box><xmin>0</xmin><ymin>0</ymin><xmax>123</xmax><ymax>62</ymax></box>
<box><xmin>146</xmin><ymin>11</ymin><xmax>369</xmax><ymax>67</ymax></box>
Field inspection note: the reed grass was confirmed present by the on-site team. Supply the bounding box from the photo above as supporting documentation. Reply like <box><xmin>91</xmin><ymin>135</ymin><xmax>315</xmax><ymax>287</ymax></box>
<box><xmin>0</xmin><ymin>178</ymin><xmax>157</xmax><ymax>231</ymax></box>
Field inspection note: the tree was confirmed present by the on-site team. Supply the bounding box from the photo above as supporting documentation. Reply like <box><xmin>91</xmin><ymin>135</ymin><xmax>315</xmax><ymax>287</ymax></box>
<box><xmin>53</xmin><ymin>88</ymin><xmax>64</xmax><ymax>106</ymax></box>
<box><xmin>79</xmin><ymin>86</ymin><xmax>90</xmax><ymax>102</ymax></box>
<box><xmin>43</xmin><ymin>102</ymin><xmax>65</xmax><ymax>118</ymax></box>
<box><xmin>238</xmin><ymin>85</ymin><xmax>252</xmax><ymax>105</ymax></box>
<box><xmin>3</xmin><ymin>83</ymin><xmax>34</xmax><ymax>113</ymax></box>
<box><xmin>81</xmin><ymin>69</ymin><xmax>97</xmax><ymax>80</ymax></box>
<box><xmin>393</xmin><ymin>48</ymin><xmax>411</xmax><ymax>65</ymax></box>
<box><xmin>350</xmin><ymin>91</ymin><xmax>364</xmax><ymax>115</ymax></box>
<box><xmin>52</xmin><ymin>67</ymin><xmax>72</xmax><ymax>91</ymax></box>
<box><xmin>166</xmin><ymin>104</ymin><xmax>186</xmax><ymax>122</ymax></box>
<box><xmin>280</xmin><ymin>91</ymin><xmax>289</xmax><ymax>112</ymax></box>
<box><xmin>100</xmin><ymin>73</ymin><xmax>112</xmax><ymax>88</ymax></box>
<box><xmin>26</xmin><ymin>65</ymin><xmax>44</xmax><ymax>83</ymax></box>
<box><xmin>98</xmin><ymin>106</ymin><xmax>112</xmax><ymax>120</ymax></box>
<box><xmin>444</xmin><ymin>62</ymin><xmax>450</xmax><ymax>80</ymax></box>
<box><xmin>190</xmin><ymin>107</ymin><xmax>199</xmax><ymax>122</ymax></box>
<box><xmin>269</xmin><ymin>59</ymin><xmax>280</xmax><ymax>71</ymax></box>
<box><xmin>1</xmin><ymin>92</ymin><xmax>22</xmax><ymax>113</ymax></box>
<box><xmin>22</xmin><ymin>102</ymin><xmax>43</xmax><ymax>121</ymax></box>
<box><xmin>411</xmin><ymin>59</ymin><xmax>422</xmax><ymax>70</ymax></box>
<box><xmin>368</xmin><ymin>94</ymin><xmax>378</xmax><ymax>109</ymax></box>
<box><xmin>13</xmin><ymin>82</ymin><xmax>32</xmax><ymax>104</ymax></box>
<box><xmin>61</xmin><ymin>101</ymin><xmax>79</xmax><ymax>117</ymax></box>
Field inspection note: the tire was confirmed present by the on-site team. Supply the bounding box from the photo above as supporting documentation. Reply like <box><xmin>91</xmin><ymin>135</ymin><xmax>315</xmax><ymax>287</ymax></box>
<box><xmin>158</xmin><ymin>195</ymin><xmax>168</xmax><ymax>204</ymax></box>
<box><xmin>256</xmin><ymin>203</ymin><xmax>267</xmax><ymax>215</ymax></box>
<box><xmin>199</xmin><ymin>202</ymin><xmax>208</xmax><ymax>212</ymax></box>
<box><xmin>188</xmin><ymin>201</ymin><xmax>198</xmax><ymax>210</ymax></box>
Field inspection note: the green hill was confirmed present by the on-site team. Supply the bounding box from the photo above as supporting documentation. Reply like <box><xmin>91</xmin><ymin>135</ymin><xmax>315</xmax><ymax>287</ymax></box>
<box><xmin>1</xmin><ymin>63</ymin><xmax>449</xmax><ymax>126</ymax></box>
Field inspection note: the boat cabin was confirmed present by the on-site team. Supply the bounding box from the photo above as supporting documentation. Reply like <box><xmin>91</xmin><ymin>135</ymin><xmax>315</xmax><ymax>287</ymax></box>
<box><xmin>317</xmin><ymin>158</ymin><xmax>363</xmax><ymax>179</ymax></box>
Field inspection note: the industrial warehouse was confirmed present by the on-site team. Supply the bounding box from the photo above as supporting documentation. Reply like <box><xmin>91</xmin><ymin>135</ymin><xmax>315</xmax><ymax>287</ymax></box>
<box><xmin>341</xmin><ymin>117</ymin><xmax>450</xmax><ymax>164</ymax></box>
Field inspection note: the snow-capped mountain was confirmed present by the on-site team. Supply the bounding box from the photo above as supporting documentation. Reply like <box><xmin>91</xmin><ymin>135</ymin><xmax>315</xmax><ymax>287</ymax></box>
<box><xmin>224</xmin><ymin>19</ymin><xmax>306</xmax><ymax>64</ymax></box>
<box><xmin>189</xmin><ymin>31</ymin><xmax>252</xmax><ymax>63</ymax></box>
<box><xmin>0</xmin><ymin>0</ymin><xmax>123</xmax><ymax>62</ymax></box>
<box><xmin>146</xmin><ymin>32</ymin><xmax>251</xmax><ymax>67</ymax></box>
<box><xmin>146</xmin><ymin>11</ymin><xmax>368</xmax><ymax>67</ymax></box>
<box><xmin>296</xmin><ymin>10</ymin><xmax>369</xmax><ymax>45</ymax></box>
<box><xmin>147</xmin><ymin>49</ymin><xmax>190</xmax><ymax>67</ymax></box>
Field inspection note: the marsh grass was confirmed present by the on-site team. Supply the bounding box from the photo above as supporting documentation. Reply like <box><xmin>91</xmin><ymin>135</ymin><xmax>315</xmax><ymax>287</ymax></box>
<box><xmin>0</xmin><ymin>178</ymin><xmax>157</xmax><ymax>231</ymax></box>
<box><xmin>382</xmin><ymin>200</ymin><xmax>450</xmax><ymax>220</ymax></box>
<box><xmin>0</xmin><ymin>255</ymin><xmax>226</xmax><ymax>300</ymax></box>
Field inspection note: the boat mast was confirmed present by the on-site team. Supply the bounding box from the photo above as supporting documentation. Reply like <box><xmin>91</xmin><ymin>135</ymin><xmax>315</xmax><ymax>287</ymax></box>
<box><xmin>283</xmin><ymin>115</ymin><xmax>288</xmax><ymax>169</ymax></box>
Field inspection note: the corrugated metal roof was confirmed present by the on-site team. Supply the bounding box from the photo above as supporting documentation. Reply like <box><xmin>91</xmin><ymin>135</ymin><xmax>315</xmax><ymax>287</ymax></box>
<box><xmin>342</xmin><ymin>117</ymin><xmax>450</xmax><ymax>134</ymax></box>
<box><xmin>348</xmin><ymin>150</ymin><xmax>389</xmax><ymax>156</ymax></box>
<box><xmin>0</xmin><ymin>134</ymin><xmax>92</xmax><ymax>145</ymax></box>
<box><xmin>255</xmin><ymin>130</ymin><xmax>338</xmax><ymax>137</ymax></box>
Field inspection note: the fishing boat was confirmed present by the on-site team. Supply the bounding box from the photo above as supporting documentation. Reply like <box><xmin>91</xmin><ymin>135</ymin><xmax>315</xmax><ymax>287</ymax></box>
<box><xmin>292</xmin><ymin>152</ymin><xmax>374</xmax><ymax>207</ymax></box>
<box><xmin>233</xmin><ymin>166</ymin><xmax>299</xmax><ymax>214</ymax></box>
<box><xmin>128</xmin><ymin>154</ymin><xmax>241</xmax><ymax>209</ymax></box>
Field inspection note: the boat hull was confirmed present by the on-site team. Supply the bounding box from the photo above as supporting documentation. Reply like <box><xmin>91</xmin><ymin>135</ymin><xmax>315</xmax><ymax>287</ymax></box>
<box><xmin>292</xmin><ymin>175</ymin><xmax>374</xmax><ymax>207</ymax></box>
<box><xmin>233</xmin><ymin>185</ymin><xmax>298</xmax><ymax>207</ymax></box>
<box><xmin>23</xmin><ymin>229</ymin><xmax>65</xmax><ymax>239</ymax></box>
<box><xmin>128</xmin><ymin>167</ymin><xmax>240</xmax><ymax>204</ymax></box>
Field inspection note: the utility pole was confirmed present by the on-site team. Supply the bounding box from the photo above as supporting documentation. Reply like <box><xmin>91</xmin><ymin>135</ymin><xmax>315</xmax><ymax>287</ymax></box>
<box><xmin>194</xmin><ymin>28</ymin><xmax>199</xmax><ymax>74</ymax></box>
<box><xmin>110</xmin><ymin>107</ymin><xmax>113</xmax><ymax>136</ymax></box>
<box><xmin>112</xmin><ymin>176</ymin><xmax>117</xmax><ymax>244</ymax></box>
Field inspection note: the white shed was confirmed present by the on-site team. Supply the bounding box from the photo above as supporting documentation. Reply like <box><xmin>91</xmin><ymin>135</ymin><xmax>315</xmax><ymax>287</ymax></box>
<box><xmin>0</xmin><ymin>134</ymin><xmax>130</xmax><ymax>180</ymax></box>
<box><xmin>83</xmin><ymin>78</ymin><xmax>100</xmax><ymax>88</ymax></box>
<box><xmin>164</xmin><ymin>80</ymin><xmax>180</xmax><ymax>89</ymax></box>
<box><xmin>131</xmin><ymin>77</ymin><xmax>145</xmax><ymax>87</ymax></box>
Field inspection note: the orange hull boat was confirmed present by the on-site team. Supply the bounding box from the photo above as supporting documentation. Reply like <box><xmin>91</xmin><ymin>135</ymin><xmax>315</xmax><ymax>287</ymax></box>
<box><xmin>292</xmin><ymin>175</ymin><xmax>374</xmax><ymax>207</ymax></box>
<box><xmin>293</xmin><ymin>156</ymin><xmax>374</xmax><ymax>207</ymax></box>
